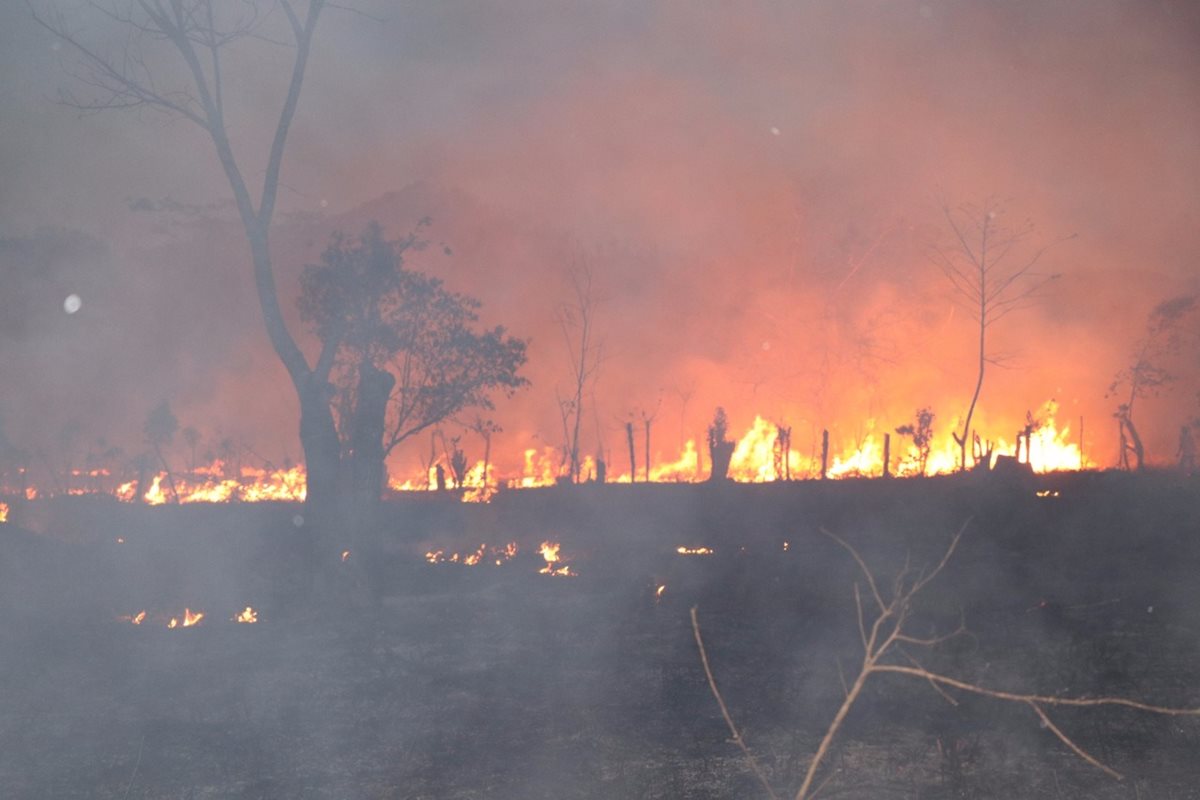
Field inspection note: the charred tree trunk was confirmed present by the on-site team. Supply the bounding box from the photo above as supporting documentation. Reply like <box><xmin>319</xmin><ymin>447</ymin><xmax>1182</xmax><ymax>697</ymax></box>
<box><xmin>625</xmin><ymin>422</ymin><xmax>636</xmax><ymax>482</ymax></box>
<box><xmin>883</xmin><ymin>433</ymin><xmax>891</xmax><ymax>478</ymax></box>
<box><xmin>708</xmin><ymin>442</ymin><xmax>733</xmax><ymax>482</ymax></box>
<box><xmin>1125</xmin><ymin>416</ymin><xmax>1145</xmax><ymax>471</ymax></box>
<box><xmin>643</xmin><ymin>418</ymin><xmax>651</xmax><ymax>483</ymax></box>
<box><xmin>820</xmin><ymin>429</ymin><xmax>829</xmax><ymax>480</ymax></box>
<box><xmin>298</xmin><ymin>375</ymin><xmax>341</xmax><ymax>520</ymax></box>
<box><xmin>344</xmin><ymin>361</ymin><xmax>396</xmax><ymax>606</ymax></box>
<box><xmin>348</xmin><ymin>362</ymin><xmax>395</xmax><ymax>509</ymax></box>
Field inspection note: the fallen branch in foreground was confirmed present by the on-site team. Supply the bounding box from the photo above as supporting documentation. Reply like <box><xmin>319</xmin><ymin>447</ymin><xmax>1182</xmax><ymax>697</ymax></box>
<box><xmin>692</xmin><ymin>519</ymin><xmax>1200</xmax><ymax>800</ymax></box>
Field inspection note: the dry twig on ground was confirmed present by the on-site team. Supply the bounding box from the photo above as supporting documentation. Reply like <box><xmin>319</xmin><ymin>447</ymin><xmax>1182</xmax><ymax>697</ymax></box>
<box><xmin>692</xmin><ymin>519</ymin><xmax>1200</xmax><ymax>799</ymax></box>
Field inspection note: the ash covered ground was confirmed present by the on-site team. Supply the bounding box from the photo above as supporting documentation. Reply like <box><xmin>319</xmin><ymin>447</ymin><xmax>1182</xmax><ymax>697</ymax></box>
<box><xmin>2</xmin><ymin>472</ymin><xmax>1199</xmax><ymax>799</ymax></box>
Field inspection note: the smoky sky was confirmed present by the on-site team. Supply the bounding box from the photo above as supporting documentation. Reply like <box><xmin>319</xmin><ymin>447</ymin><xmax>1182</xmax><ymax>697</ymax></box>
<box><xmin>1</xmin><ymin>0</ymin><xmax>1198</xmax><ymax>477</ymax></box>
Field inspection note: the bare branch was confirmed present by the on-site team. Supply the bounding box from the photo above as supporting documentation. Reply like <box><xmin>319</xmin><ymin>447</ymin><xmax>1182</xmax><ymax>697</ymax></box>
<box><xmin>820</xmin><ymin>528</ymin><xmax>885</xmax><ymax>613</ymax></box>
<box><xmin>691</xmin><ymin>607</ymin><xmax>780</xmax><ymax>800</ymax></box>
<box><xmin>1028</xmin><ymin>701</ymin><xmax>1122</xmax><ymax>780</ymax></box>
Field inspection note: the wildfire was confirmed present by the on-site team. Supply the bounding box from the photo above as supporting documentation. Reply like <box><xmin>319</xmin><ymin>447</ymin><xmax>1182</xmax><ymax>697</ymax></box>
<box><xmin>11</xmin><ymin>400</ymin><xmax>1100</xmax><ymax>503</ymax></box>
<box><xmin>233</xmin><ymin>606</ymin><xmax>258</xmax><ymax>623</ymax></box>
<box><xmin>676</xmin><ymin>546</ymin><xmax>714</xmax><ymax>556</ymax></box>
<box><xmin>538</xmin><ymin>540</ymin><xmax>576</xmax><ymax>576</ymax></box>
<box><xmin>341</xmin><ymin>550</ymin><xmax>351</xmax><ymax>562</ymax></box>
<box><xmin>655</xmin><ymin>584</ymin><xmax>667</xmax><ymax>602</ymax></box>
<box><xmin>114</xmin><ymin>461</ymin><xmax>306</xmax><ymax>504</ymax></box>
<box><xmin>118</xmin><ymin>610</ymin><xmax>147</xmax><ymax>625</ymax></box>
<box><xmin>0</xmin><ymin>502</ymin><xmax>7</xmax><ymax>523</ymax></box>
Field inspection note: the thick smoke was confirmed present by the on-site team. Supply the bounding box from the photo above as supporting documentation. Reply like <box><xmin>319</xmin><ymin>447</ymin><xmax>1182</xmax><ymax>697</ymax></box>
<box><xmin>1</xmin><ymin>0</ymin><xmax>1198</xmax><ymax>479</ymax></box>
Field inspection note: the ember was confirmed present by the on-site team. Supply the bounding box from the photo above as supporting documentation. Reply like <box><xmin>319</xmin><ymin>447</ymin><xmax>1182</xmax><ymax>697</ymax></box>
<box><xmin>676</xmin><ymin>546</ymin><xmax>714</xmax><ymax>556</ymax></box>
<box><xmin>233</xmin><ymin>607</ymin><xmax>258</xmax><ymax>624</ymax></box>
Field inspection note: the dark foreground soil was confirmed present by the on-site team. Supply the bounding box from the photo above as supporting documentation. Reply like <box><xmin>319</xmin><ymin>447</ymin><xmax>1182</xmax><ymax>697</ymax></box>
<box><xmin>2</xmin><ymin>471</ymin><xmax>1200</xmax><ymax>799</ymax></box>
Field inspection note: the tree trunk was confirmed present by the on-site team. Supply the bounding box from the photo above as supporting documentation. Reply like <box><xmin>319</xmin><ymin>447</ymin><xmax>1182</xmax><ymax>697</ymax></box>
<box><xmin>820</xmin><ymin>429</ymin><xmax>829</xmax><ymax>480</ymax></box>
<box><xmin>625</xmin><ymin>422</ymin><xmax>636</xmax><ymax>481</ymax></box>
<box><xmin>643</xmin><ymin>419</ymin><xmax>651</xmax><ymax>482</ymax></box>
<box><xmin>348</xmin><ymin>361</ymin><xmax>395</xmax><ymax>510</ymax></box>
<box><xmin>298</xmin><ymin>375</ymin><xmax>341</xmax><ymax>520</ymax></box>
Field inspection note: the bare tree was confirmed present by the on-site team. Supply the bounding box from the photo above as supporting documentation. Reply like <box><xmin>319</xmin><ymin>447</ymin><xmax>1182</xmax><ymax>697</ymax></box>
<box><xmin>556</xmin><ymin>263</ymin><xmax>602</xmax><ymax>483</ymax></box>
<box><xmin>1108</xmin><ymin>294</ymin><xmax>1197</xmax><ymax>470</ymax></box>
<box><xmin>930</xmin><ymin>199</ymin><xmax>1071</xmax><ymax>471</ymax></box>
<box><xmin>33</xmin><ymin>1</ymin><xmax>344</xmax><ymax>515</ymax></box>
<box><xmin>640</xmin><ymin>399</ymin><xmax>661</xmax><ymax>483</ymax></box>
<box><xmin>895</xmin><ymin>407</ymin><xmax>935</xmax><ymax>476</ymax></box>
<box><xmin>142</xmin><ymin>399</ymin><xmax>179</xmax><ymax>503</ymax></box>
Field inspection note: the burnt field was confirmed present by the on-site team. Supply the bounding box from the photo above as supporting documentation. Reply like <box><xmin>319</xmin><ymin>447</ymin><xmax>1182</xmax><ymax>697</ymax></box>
<box><xmin>2</xmin><ymin>472</ymin><xmax>1200</xmax><ymax>799</ymax></box>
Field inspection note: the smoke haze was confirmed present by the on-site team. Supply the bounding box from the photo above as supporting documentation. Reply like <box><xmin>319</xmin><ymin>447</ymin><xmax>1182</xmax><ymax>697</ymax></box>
<box><xmin>2</xmin><ymin>0</ymin><xmax>1198</xmax><ymax>480</ymax></box>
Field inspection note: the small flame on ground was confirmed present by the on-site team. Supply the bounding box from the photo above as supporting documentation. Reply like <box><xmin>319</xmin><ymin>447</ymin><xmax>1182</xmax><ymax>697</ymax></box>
<box><xmin>1035</xmin><ymin>489</ymin><xmax>1061</xmax><ymax>498</ymax></box>
<box><xmin>782</xmin><ymin>541</ymin><xmax>789</xmax><ymax>551</ymax></box>
<box><xmin>341</xmin><ymin>550</ymin><xmax>351</xmax><ymax>562</ymax></box>
<box><xmin>425</xmin><ymin>541</ymin><xmax>519</xmax><ymax>566</ymax></box>
<box><xmin>118</xmin><ymin>610</ymin><xmax>147</xmax><ymax>625</ymax></box>
<box><xmin>0</xmin><ymin>502</ymin><xmax>8</xmax><ymax>523</ymax></box>
<box><xmin>538</xmin><ymin>540</ymin><xmax>576</xmax><ymax>576</ymax></box>
<box><xmin>676</xmin><ymin>546</ymin><xmax>714</xmax><ymax>556</ymax></box>
<box><xmin>233</xmin><ymin>606</ymin><xmax>258</xmax><ymax>624</ymax></box>
<box><xmin>655</xmin><ymin>584</ymin><xmax>666</xmax><ymax>602</ymax></box>
<box><xmin>167</xmin><ymin>608</ymin><xmax>204</xmax><ymax>629</ymax></box>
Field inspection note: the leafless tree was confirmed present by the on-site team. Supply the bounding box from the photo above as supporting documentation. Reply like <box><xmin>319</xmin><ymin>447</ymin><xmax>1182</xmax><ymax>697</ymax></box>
<box><xmin>930</xmin><ymin>199</ymin><xmax>1071</xmax><ymax>471</ymax></box>
<box><xmin>640</xmin><ymin>398</ymin><xmax>661</xmax><ymax>482</ymax></box>
<box><xmin>32</xmin><ymin>0</ymin><xmax>345</xmax><ymax>515</ymax></box>
<box><xmin>556</xmin><ymin>263</ymin><xmax>602</xmax><ymax>483</ymax></box>
<box><xmin>1108</xmin><ymin>294</ymin><xmax>1197</xmax><ymax>470</ymax></box>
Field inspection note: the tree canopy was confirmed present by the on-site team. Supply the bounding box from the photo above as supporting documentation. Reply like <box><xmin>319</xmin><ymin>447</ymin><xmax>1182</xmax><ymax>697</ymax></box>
<box><xmin>298</xmin><ymin>222</ymin><xmax>528</xmax><ymax>458</ymax></box>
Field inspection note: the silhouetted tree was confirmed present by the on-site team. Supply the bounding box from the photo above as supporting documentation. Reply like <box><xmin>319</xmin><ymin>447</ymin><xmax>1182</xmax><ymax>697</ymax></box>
<box><xmin>707</xmin><ymin>408</ymin><xmax>735</xmax><ymax>482</ymax></box>
<box><xmin>298</xmin><ymin>222</ymin><xmax>528</xmax><ymax>506</ymax></box>
<box><xmin>896</xmin><ymin>407</ymin><xmax>935</xmax><ymax>476</ymax></box>
<box><xmin>467</xmin><ymin>416</ymin><xmax>500</xmax><ymax>488</ymax></box>
<box><xmin>931</xmin><ymin>200</ymin><xmax>1070</xmax><ymax>471</ymax></box>
<box><xmin>35</xmin><ymin>1</ymin><xmax>341</xmax><ymax>518</ymax></box>
<box><xmin>1108</xmin><ymin>294</ymin><xmax>1197</xmax><ymax>470</ymax></box>
<box><xmin>556</xmin><ymin>263</ymin><xmax>602</xmax><ymax>483</ymax></box>
<box><xmin>143</xmin><ymin>400</ymin><xmax>179</xmax><ymax>502</ymax></box>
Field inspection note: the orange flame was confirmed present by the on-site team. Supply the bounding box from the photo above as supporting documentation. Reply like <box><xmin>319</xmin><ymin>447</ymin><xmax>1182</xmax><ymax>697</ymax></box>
<box><xmin>538</xmin><ymin>540</ymin><xmax>576</xmax><ymax>576</ymax></box>
<box><xmin>233</xmin><ymin>606</ymin><xmax>258</xmax><ymax>624</ymax></box>
<box><xmin>676</xmin><ymin>546</ymin><xmax>714</xmax><ymax>556</ymax></box>
<box><xmin>0</xmin><ymin>502</ymin><xmax>7</xmax><ymax>523</ymax></box>
<box><xmin>118</xmin><ymin>610</ymin><xmax>147</xmax><ymax>625</ymax></box>
<box><xmin>425</xmin><ymin>541</ymin><xmax>519</xmax><ymax>566</ymax></box>
<box><xmin>168</xmin><ymin>608</ymin><xmax>204</xmax><ymax>629</ymax></box>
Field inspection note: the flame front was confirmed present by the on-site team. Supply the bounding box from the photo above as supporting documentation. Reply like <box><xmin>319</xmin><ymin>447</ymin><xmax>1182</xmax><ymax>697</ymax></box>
<box><xmin>233</xmin><ymin>606</ymin><xmax>258</xmax><ymax>624</ymax></box>
<box><xmin>11</xmin><ymin>400</ymin><xmax>1099</xmax><ymax>504</ymax></box>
